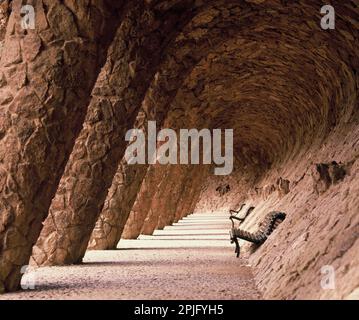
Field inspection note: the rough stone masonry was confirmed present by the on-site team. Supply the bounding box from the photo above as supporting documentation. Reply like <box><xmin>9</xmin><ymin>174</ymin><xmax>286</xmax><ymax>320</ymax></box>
<box><xmin>0</xmin><ymin>0</ymin><xmax>357</xmax><ymax>299</ymax></box>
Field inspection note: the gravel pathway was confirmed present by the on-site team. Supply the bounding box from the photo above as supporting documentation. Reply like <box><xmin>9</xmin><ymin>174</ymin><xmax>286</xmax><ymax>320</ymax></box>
<box><xmin>0</xmin><ymin>213</ymin><xmax>262</xmax><ymax>300</ymax></box>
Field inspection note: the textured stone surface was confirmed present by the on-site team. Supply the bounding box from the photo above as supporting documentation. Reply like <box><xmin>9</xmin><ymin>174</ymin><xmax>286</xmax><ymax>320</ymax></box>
<box><xmin>122</xmin><ymin>163</ymin><xmax>169</xmax><ymax>239</ymax></box>
<box><xmin>0</xmin><ymin>0</ymin><xmax>357</xmax><ymax>299</ymax></box>
<box><xmin>247</xmin><ymin>122</ymin><xmax>359</xmax><ymax>300</ymax></box>
<box><xmin>0</xmin><ymin>0</ymin><xmax>123</xmax><ymax>292</ymax></box>
<box><xmin>32</xmin><ymin>1</ymin><xmax>198</xmax><ymax>266</ymax></box>
<box><xmin>197</xmin><ymin>125</ymin><xmax>358</xmax><ymax>299</ymax></box>
<box><xmin>165</xmin><ymin>0</ymin><xmax>358</xmax><ymax>300</ymax></box>
<box><xmin>177</xmin><ymin>167</ymin><xmax>209</xmax><ymax>221</ymax></box>
<box><xmin>196</xmin><ymin>120</ymin><xmax>359</xmax><ymax>300</ymax></box>
<box><xmin>0</xmin><ymin>1</ymin><xmax>9</xmax><ymax>48</ymax></box>
<box><xmin>87</xmin><ymin>159</ymin><xmax>149</xmax><ymax>250</ymax></box>
<box><xmin>141</xmin><ymin>165</ymin><xmax>191</xmax><ymax>234</ymax></box>
<box><xmin>89</xmin><ymin>0</ymin><xmax>252</xmax><ymax>248</ymax></box>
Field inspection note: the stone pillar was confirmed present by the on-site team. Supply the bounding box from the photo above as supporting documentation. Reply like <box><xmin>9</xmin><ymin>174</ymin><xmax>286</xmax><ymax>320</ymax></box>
<box><xmin>142</xmin><ymin>166</ymin><xmax>191</xmax><ymax>234</ymax></box>
<box><xmin>187</xmin><ymin>175</ymin><xmax>207</xmax><ymax>216</ymax></box>
<box><xmin>0</xmin><ymin>0</ymin><xmax>123</xmax><ymax>292</ymax></box>
<box><xmin>175</xmin><ymin>166</ymin><xmax>207</xmax><ymax>221</ymax></box>
<box><xmin>87</xmin><ymin>1</ymin><xmax>244</xmax><ymax>249</ymax></box>
<box><xmin>88</xmin><ymin>158</ymin><xmax>148</xmax><ymax>250</ymax></box>
<box><xmin>157</xmin><ymin>166</ymin><xmax>192</xmax><ymax>228</ymax></box>
<box><xmin>86</xmin><ymin>105</ymin><xmax>148</xmax><ymax>250</ymax></box>
<box><xmin>140</xmin><ymin>166</ymin><xmax>181</xmax><ymax>234</ymax></box>
<box><xmin>87</xmin><ymin>65</ymin><xmax>177</xmax><ymax>249</ymax></box>
<box><xmin>121</xmin><ymin>164</ymin><xmax>168</xmax><ymax>239</ymax></box>
<box><xmin>32</xmin><ymin>2</ymin><xmax>195</xmax><ymax>266</ymax></box>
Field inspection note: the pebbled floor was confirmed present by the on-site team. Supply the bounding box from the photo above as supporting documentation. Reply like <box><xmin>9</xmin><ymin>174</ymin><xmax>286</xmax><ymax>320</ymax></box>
<box><xmin>0</xmin><ymin>213</ymin><xmax>262</xmax><ymax>300</ymax></box>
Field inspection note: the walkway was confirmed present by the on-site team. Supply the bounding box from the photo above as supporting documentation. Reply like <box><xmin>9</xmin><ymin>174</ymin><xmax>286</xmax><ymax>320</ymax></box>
<box><xmin>0</xmin><ymin>213</ymin><xmax>261</xmax><ymax>300</ymax></box>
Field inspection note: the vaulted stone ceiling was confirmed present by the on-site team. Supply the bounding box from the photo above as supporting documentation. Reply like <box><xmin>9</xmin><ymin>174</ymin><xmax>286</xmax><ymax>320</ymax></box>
<box><xmin>0</xmin><ymin>0</ymin><xmax>357</xmax><ymax>299</ymax></box>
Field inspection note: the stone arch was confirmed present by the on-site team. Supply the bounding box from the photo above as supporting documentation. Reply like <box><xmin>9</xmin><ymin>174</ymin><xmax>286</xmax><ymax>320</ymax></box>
<box><xmin>33</xmin><ymin>0</ymin><xmax>259</xmax><ymax>260</ymax></box>
<box><xmin>95</xmin><ymin>0</ymin><xmax>357</xmax><ymax>251</ymax></box>
<box><xmin>0</xmin><ymin>0</ymin><xmax>357</xmax><ymax>298</ymax></box>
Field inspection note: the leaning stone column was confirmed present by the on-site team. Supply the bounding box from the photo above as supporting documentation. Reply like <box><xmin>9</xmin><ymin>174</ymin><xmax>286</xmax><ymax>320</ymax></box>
<box><xmin>142</xmin><ymin>165</ymin><xmax>208</xmax><ymax>235</ymax></box>
<box><xmin>141</xmin><ymin>165</ymin><xmax>191</xmax><ymax>234</ymax></box>
<box><xmin>121</xmin><ymin>164</ymin><xmax>169</xmax><ymax>239</ymax></box>
<box><xmin>157</xmin><ymin>166</ymin><xmax>192</xmax><ymax>228</ymax></box>
<box><xmin>88</xmin><ymin>1</ymin><xmax>241</xmax><ymax>249</ymax></box>
<box><xmin>88</xmin><ymin>160</ymin><xmax>149</xmax><ymax>250</ymax></box>
<box><xmin>32</xmin><ymin>3</ymin><xmax>196</xmax><ymax>266</ymax></box>
<box><xmin>87</xmin><ymin>65</ymin><xmax>184</xmax><ymax>249</ymax></box>
<box><xmin>173</xmin><ymin>179</ymin><xmax>194</xmax><ymax>222</ymax></box>
<box><xmin>140</xmin><ymin>165</ymin><xmax>179</xmax><ymax>235</ymax></box>
<box><xmin>176</xmin><ymin>166</ymin><xmax>208</xmax><ymax>220</ymax></box>
<box><xmin>158</xmin><ymin>165</ymin><xmax>207</xmax><ymax>227</ymax></box>
<box><xmin>87</xmin><ymin>108</ymin><xmax>148</xmax><ymax>250</ymax></box>
<box><xmin>88</xmin><ymin>78</ymin><xmax>175</xmax><ymax>249</ymax></box>
<box><xmin>0</xmin><ymin>0</ymin><xmax>122</xmax><ymax>292</ymax></box>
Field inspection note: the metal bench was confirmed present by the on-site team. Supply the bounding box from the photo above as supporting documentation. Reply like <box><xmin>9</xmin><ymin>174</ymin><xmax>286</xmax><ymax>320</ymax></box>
<box><xmin>229</xmin><ymin>211</ymin><xmax>286</xmax><ymax>257</ymax></box>
<box><xmin>229</xmin><ymin>204</ymin><xmax>255</xmax><ymax>224</ymax></box>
